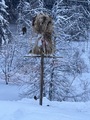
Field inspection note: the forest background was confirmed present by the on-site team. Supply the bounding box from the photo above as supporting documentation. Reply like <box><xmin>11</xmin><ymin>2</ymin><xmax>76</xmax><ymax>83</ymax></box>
<box><xmin>0</xmin><ymin>0</ymin><xmax>90</xmax><ymax>102</ymax></box>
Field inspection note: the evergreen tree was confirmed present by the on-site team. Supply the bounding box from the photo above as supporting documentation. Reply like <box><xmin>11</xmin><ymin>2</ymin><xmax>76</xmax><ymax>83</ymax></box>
<box><xmin>0</xmin><ymin>0</ymin><xmax>12</xmax><ymax>46</ymax></box>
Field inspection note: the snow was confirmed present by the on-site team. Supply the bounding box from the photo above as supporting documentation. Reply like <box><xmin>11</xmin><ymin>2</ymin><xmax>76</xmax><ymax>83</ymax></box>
<box><xmin>0</xmin><ymin>0</ymin><xmax>7</xmax><ymax>8</ymax></box>
<box><xmin>0</xmin><ymin>80</ymin><xmax>20</xmax><ymax>101</ymax></box>
<box><xmin>1</xmin><ymin>0</ymin><xmax>5</xmax><ymax>6</ymax></box>
<box><xmin>0</xmin><ymin>15</ymin><xmax>3</xmax><ymax>20</ymax></box>
<box><xmin>0</xmin><ymin>81</ymin><xmax>90</xmax><ymax>120</ymax></box>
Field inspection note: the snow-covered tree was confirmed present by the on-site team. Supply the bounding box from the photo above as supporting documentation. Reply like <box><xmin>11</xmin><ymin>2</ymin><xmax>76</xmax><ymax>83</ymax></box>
<box><xmin>14</xmin><ymin>0</ymin><xmax>90</xmax><ymax>102</ymax></box>
<box><xmin>0</xmin><ymin>43</ymin><xmax>16</xmax><ymax>84</ymax></box>
<box><xmin>16</xmin><ymin>0</ymin><xmax>31</xmax><ymax>30</ymax></box>
<box><xmin>44</xmin><ymin>0</ymin><xmax>90</xmax><ymax>101</ymax></box>
<box><xmin>52</xmin><ymin>0</ymin><xmax>90</xmax><ymax>42</ymax></box>
<box><xmin>0</xmin><ymin>0</ymin><xmax>12</xmax><ymax>46</ymax></box>
<box><xmin>16</xmin><ymin>0</ymin><xmax>51</xmax><ymax>34</ymax></box>
<box><xmin>5</xmin><ymin>0</ymin><xmax>18</xmax><ymax>22</ymax></box>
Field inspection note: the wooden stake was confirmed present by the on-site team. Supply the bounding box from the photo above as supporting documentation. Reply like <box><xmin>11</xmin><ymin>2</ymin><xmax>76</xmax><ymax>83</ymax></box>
<box><xmin>39</xmin><ymin>52</ymin><xmax>44</xmax><ymax>105</ymax></box>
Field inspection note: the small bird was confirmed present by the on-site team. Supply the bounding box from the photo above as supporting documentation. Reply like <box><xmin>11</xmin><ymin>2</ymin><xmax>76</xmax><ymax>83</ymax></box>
<box><xmin>22</xmin><ymin>26</ymin><xmax>27</xmax><ymax>35</ymax></box>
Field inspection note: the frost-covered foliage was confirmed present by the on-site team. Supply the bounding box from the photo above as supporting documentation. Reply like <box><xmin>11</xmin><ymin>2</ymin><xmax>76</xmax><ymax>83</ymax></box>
<box><xmin>44</xmin><ymin>0</ymin><xmax>90</xmax><ymax>101</ymax></box>
<box><xmin>0</xmin><ymin>0</ymin><xmax>12</xmax><ymax>46</ymax></box>
<box><xmin>1</xmin><ymin>0</ymin><xmax>90</xmax><ymax>102</ymax></box>
<box><xmin>17</xmin><ymin>0</ymin><xmax>90</xmax><ymax>102</ymax></box>
<box><xmin>16</xmin><ymin>0</ymin><xmax>51</xmax><ymax>32</ymax></box>
<box><xmin>0</xmin><ymin>43</ymin><xmax>17</xmax><ymax>84</ymax></box>
<box><xmin>52</xmin><ymin>0</ymin><xmax>90</xmax><ymax>41</ymax></box>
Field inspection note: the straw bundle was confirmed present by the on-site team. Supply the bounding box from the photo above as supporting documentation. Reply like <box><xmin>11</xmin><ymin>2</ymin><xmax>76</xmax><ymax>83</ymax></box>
<box><xmin>32</xmin><ymin>13</ymin><xmax>53</xmax><ymax>55</ymax></box>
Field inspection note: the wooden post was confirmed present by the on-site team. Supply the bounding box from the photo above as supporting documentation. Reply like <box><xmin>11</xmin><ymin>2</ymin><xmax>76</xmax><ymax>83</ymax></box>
<box><xmin>24</xmin><ymin>55</ymin><xmax>63</xmax><ymax>106</ymax></box>
<box><xmin>39</xmin><ymin>52</ymin><xmax>44</xmax><ymax>105</ymax></box>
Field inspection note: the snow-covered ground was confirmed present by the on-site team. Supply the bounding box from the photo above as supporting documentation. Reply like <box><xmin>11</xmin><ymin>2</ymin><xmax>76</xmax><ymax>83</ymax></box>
<box><xmin>0</xmin><ymin>80</ymin><xmax>90</xmax><ymax>120</ymax></box>
<box><xmin>0</xmin><ymin>80</ymin><xmax>20</xmax><ymax>101</ymax></box>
